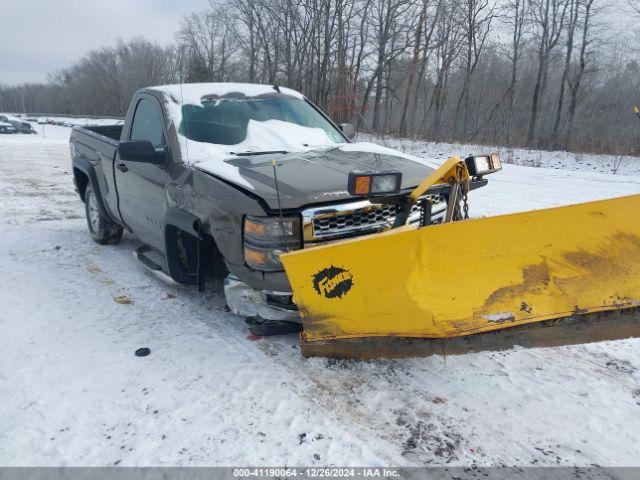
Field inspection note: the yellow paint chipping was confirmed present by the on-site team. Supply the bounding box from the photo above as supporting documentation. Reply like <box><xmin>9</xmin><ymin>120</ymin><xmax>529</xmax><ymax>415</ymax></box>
<box><xmin>281</xmin><ymin>194</ymin><xmax>640</xmax><ymax>345</ymax></box>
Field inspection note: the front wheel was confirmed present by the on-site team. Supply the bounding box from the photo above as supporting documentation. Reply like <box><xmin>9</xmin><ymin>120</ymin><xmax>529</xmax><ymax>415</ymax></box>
<box><xmin>84</xmin><ymin>184</ymin><xmax>123</xmax><ymax>245</ymax></box>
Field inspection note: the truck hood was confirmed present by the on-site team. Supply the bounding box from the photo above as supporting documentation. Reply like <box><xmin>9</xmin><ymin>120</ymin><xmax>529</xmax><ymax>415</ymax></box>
<box><xmin>195</xmin><ymin>143</ymin><xmax>437</xmax><ymax>210</ymax></box>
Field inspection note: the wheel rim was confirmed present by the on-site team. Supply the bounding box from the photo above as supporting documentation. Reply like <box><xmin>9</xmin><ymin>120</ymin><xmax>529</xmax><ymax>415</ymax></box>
<box><xmin>87</xmin><ymin>190</ymin><xmax>100</xmax><ymax>232</ymax></box>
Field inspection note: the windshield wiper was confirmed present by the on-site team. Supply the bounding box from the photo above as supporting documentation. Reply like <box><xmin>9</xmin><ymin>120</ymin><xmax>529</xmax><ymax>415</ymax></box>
<box><xmin>232</xmin><ymin>150</ymin><xmax>289</xmax><ymax>156</ymax></box>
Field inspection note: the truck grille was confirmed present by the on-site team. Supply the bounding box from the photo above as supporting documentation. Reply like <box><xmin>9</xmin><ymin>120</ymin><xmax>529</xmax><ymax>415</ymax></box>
<box><xmin>303</xmin><ymin>195</ymin><xmax>446</xmax><ymax>243</ymax></box>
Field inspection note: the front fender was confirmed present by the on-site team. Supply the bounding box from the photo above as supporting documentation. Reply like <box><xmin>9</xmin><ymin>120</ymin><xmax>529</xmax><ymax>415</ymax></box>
<box><xmin>164</xmin><ymin>207</ymin><xmax>201</xmax><ymax>285</ymax></box>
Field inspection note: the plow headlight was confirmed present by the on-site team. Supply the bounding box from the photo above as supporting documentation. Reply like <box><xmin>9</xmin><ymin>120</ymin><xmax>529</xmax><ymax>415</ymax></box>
<box><xmin>465</xmin><ymin>153</ymin><xmax>502</xmax><ymax>176</ymax></box>
<box><xmin>243</xmin><ymin>216</ymin><xmax>301</xmax><ymax>271</ymax></box>
<box><xmin>348</xmin><ymin>171</ymin><xmax>402</xmax><ymax>196</ymax></box>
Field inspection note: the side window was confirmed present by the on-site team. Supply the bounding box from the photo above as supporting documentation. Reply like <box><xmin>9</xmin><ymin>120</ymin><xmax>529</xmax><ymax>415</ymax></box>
<box><xmin>130</xmin><ymin>99</ymin><xmax>164</xmax><ymax>148</ymax></box>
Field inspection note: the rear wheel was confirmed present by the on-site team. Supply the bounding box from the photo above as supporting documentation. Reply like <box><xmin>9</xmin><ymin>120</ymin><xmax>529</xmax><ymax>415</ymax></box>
<box><xmin>84</xmin><ymin>184</ymin><xmax>123</xmax><ymax>245</ymax></box>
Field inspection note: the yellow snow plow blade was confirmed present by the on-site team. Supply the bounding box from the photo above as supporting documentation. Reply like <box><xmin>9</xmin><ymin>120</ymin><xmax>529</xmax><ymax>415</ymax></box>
<box><xmin>281</xmin><ymin>194</ymin><xmax>640</xmax><ymax>359</ymax></box>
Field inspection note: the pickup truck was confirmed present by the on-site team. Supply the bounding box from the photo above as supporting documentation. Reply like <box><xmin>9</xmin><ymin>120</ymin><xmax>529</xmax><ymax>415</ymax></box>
<box><xmin>70</xmin><ymin>83</ymin><xmax>495</xmax><ymax>335</ymax></box>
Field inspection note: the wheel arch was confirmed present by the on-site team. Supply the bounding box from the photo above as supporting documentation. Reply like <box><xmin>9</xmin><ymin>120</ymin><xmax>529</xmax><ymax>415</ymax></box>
<box><xmin>163</xmin><ymin>207</ymin><xmax>227</xmax><ymax>285</ymax></box>
<box><xmin>73</xmin><ymin>167</ymin><xmax>89</xmax><ymax>201</ymax></box>
<box><xmin>72</xmin><ymin>159</ymin><xmax>117</xmax><ymax>224</ymax></box>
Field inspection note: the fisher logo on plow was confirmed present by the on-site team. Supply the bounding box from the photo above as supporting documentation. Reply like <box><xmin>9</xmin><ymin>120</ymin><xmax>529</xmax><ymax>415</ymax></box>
<box><xmin>312</xmin><ymin>266</ymin><xmax>353</xmax><ymax>299</ymax></box>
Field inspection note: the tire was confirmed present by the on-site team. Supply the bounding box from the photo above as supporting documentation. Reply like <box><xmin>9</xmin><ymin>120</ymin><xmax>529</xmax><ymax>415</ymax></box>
<box><xmin>84</xmin><ymin>184</ymin><xmax>123</xmax><ymax>245</ymax></box>
<box><xmin>0</xmin><ymin>127</ymin><xmax>6</xmax><ymax>134</ymax></box>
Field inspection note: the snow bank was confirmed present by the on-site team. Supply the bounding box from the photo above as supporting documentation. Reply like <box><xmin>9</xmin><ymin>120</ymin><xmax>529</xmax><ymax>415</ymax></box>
<box><xmin>373</xmin><ymin>134</ymin><xmax>640</xmax><ymax>177</ymax></box>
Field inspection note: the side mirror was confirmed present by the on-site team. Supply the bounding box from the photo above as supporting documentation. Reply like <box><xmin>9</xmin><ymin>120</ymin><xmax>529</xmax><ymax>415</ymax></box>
<box><xmin>339</xmin><ymin>123</ymin><xmax>356</xmax><ymax>141</ymax></box>
<box><xmin>118</xmin><ymin>140</ymin><xmax>166</xmax><ymax>165</ymax></box>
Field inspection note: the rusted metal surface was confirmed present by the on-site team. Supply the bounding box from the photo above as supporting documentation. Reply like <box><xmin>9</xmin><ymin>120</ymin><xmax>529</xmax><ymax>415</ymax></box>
<box><xmin>300</xmin><ymin>307</ymin><xmax>640</xmax><ymax>360</ymax></box>
<box><xmin>282</xmin><ymin>194</ymin><xmax>640</xmax><ymax>351</ymax></box>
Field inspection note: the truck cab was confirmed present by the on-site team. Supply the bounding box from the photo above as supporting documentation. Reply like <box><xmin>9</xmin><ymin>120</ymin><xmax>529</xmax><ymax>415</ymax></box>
<box><xmin>70</xmin><ymin>83</ymin><xmax>492</xmax><ymax>332</ymax></box>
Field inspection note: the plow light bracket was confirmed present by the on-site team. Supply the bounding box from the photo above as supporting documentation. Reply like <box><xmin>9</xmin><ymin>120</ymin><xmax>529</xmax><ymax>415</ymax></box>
<box><xmin>465</xmin><ymin>153</ymin><xmax>502</xmax><ymax>177</ymax></box>
<box><xmin>348</xmin><ymin>170</ymin><xmax>402</xmax><ymax>197</ymax></box>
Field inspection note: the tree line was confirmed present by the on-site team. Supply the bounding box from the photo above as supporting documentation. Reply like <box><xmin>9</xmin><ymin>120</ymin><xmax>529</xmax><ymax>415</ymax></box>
<box><xmin>1</xmin><ymin>0</ymin><xmax>640</xmax><ymax>155</ymax></box>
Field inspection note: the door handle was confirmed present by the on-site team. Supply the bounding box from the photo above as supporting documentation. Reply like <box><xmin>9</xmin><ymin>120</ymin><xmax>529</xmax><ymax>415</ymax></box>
<box><xmin>117</xmin><ymin>163</ymin><xmax>128</xmax><ymax>172</ymax></box>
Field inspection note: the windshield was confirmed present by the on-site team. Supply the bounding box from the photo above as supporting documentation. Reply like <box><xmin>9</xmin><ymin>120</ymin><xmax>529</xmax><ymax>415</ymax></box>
<box><xmin>178</xmin><ymin>96</ymin><xmax>345</xmax><ymax>148</ymax></box>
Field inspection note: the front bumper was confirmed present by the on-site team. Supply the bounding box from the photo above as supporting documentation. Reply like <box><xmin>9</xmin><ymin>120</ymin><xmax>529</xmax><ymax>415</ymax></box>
<box><xmin>225</xmin><ymin>180</ymin><xmax>489</xmax><ymax>321</ymax></box>
<box><xmin>224</xmin><ymin>275</ymin><xmax>299</xmax><ymax>322</ymax></box>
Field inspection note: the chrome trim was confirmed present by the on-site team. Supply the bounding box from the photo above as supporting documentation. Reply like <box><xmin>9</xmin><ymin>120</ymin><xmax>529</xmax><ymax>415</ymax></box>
<box><xmin>302</xmin><ymin>199</ymin><xmax>392</xmax><ymax>242</ymax></box>
<box><xmin>302</xmin><ymin>196</ymin><xmax>446</xmax><ymax>243</ymax></box>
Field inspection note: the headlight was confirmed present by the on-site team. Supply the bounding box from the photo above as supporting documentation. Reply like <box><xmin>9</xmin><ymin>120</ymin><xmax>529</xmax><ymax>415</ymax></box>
<box><xmin>243</xmin><ymin>215</ymin><xmax>301</xmax><ymax>271</ymax></box>
<box><xmin>348</xmin><ymin>170</ymin><xmax>402</xmax><ymax>196</ymax></box>
<box><xmin>490</xmin><ymin>153</ymin><xmax>502</xmax><ymax>170</ymax></box>
<box><xmin>464</xmin><ymin>153</ymin><xmax>502</xmax><ymax>176</ymax></box>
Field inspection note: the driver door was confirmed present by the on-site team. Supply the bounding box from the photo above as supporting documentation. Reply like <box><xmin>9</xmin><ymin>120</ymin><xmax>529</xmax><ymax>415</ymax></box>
<box><xmin>115</xmin><ymin>96</ymin><xmax>169</xmax><ymax>250</ymax></box>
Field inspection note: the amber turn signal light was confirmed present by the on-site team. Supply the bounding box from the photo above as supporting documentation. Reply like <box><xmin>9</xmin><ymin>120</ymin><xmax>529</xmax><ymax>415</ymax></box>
<box><xmin>348</xmin><ymin>170</ymin><xmax>402</xmax><ymax>197</ymax></box>
<box><xmin>353</xmin><ymin>176</ymin><xmax>371</xmax><ymax>195</ymax></box>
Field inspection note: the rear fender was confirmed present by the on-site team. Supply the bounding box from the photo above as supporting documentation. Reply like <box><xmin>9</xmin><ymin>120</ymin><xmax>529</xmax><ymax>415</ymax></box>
<box><xmin>73</xmin><ymin>158</ymin><xmax>119</xmax><ymax>224</ymax></box>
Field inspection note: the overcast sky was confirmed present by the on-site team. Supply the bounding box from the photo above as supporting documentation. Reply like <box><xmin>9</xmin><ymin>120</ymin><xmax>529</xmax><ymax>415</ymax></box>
<box><xmin>1</xmin><ymin>0</ymin><xmax>210</xmax><ymax>85</ymax></box>
<box><xmin>1</xmin><ymin>0</ymin><xmax>635</xmax><ymax>86</ymax></box>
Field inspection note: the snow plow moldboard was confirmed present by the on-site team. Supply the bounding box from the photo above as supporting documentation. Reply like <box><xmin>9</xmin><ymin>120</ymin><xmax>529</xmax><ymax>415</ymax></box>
<box><xmin>281</xmin><ymin>194</ymin><xmax>640</xmax><ymax>359</ymax></box>
<box><xmin>298</xmin><ymin>308</ymin><xmax>640</xmax><ymax>359</ymax></box>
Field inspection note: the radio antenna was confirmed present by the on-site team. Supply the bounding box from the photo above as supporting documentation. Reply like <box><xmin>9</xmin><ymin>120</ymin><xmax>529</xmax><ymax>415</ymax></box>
<box><xmin>179</xmin><ymin>80</ymin><xmax>190</xmax><ymax>164</ymax></box>
<box><xmin>272</xmin><ymin>159</ymin><xmax>288</xmax><ymax>251</ymax></box>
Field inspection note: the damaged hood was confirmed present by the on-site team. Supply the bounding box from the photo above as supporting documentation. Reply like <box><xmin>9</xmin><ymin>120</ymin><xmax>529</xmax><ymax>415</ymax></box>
<box><xmin>195</xmin><ymin>144</ymin><xmax>437</xmax><ymax>210</ymax></box>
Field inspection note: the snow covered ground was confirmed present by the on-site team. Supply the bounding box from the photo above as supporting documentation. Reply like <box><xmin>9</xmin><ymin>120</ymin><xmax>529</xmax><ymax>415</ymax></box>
<box><xmin>375</xmin><ymin>134</ymin><xmax>640</xmax><ymax>177</ymax></box>
<box><xmin>1</xmin><ymin>123</ymin><xmax>640</xmax><ymax>467</ymax></box>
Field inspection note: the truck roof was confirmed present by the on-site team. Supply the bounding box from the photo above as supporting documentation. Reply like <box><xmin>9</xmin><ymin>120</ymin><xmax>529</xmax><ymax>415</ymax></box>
<box><xmin>148</xmin><ymin>83</ymin><xmax>305</xmax><ymax>105</ymax></box>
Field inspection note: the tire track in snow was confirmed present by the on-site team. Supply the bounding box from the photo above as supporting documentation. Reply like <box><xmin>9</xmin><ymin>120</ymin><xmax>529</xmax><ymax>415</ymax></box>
<box><xmin>3</xmin><ymin>132</ymin><xmax>640</xmax><ymax>466</ymax></box>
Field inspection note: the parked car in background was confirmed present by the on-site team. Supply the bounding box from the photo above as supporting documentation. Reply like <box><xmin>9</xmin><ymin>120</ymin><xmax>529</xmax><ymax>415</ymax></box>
<box><xmin>0</xmin><ymin>115</ymin><xmax>37</xmax><ymax>134</ymax></box>
<box><xmin>0</xmin><ymin>120</ymin><xmax>17</xmax><ymax>134</ymax></box>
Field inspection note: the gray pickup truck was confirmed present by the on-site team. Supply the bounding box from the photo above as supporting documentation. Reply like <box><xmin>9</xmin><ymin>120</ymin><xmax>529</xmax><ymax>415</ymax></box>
<box><xmin>70</xmin><ymin>83</ymin><xmax>492</xmax><ymax>334</ymax></box>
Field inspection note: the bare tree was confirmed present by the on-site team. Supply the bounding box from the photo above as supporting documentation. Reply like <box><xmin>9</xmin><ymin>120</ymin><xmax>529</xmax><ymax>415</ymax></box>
<box><xmin>502</xmin><ymin>0</ymin><xmax>529</xmax><ymax>143</ymax></box>
<box><xmin>179</xmin><ymin>5</ymin><xmax>237</xmax><ymax>82</ymax></box>
<box><xmin>526</xmin><ymin>0</ymin><xmax>569</xmax><ymax>146</ymax></box>
<box><xmin>627</xmin><ymin>0</ymin><xmax>640</xmax><ymax>14</ymax></box>
<box><xmin>4</xmin><ymin>0</ymin><xmax>640</xmax><ymax>157</ymax></box>
<box><xmin>425</xmin><ymin>0</ymin><xmax>463</xmax><ymax>136</ymax></box>
<box><xmin>565</xmin><ymin>0</ymin><xmax>598</xmax><ymax>147</ymax></box>
<box><xmin>398</xmin><ymin>2</ymin><xmax>426</xmax><ymax>135</ymax></box>
<box><xmin>453</xmin><ymin>0</ymin><xmax>497</xmax><ymax>139</ymax></box>
<box><xmin>369</xmin><ymin>0</ymin><xmax>415</xmax><ymax>132</ymax></box>
<box><xmin>550</xmin><ymin>0</ymin><xmax>579</xmax><ymax>147</ymax></box>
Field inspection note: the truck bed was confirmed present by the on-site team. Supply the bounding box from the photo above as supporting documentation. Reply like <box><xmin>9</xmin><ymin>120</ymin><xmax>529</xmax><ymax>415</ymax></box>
<box><xmin>71</xmin><ymin>125</ymin><xmax>123</xmax><ymax>161</ymax></box>
<box><xmin>83</xmin><ymin>124</ymin><xmax>123</xmax><ymax>141</ymax></box>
